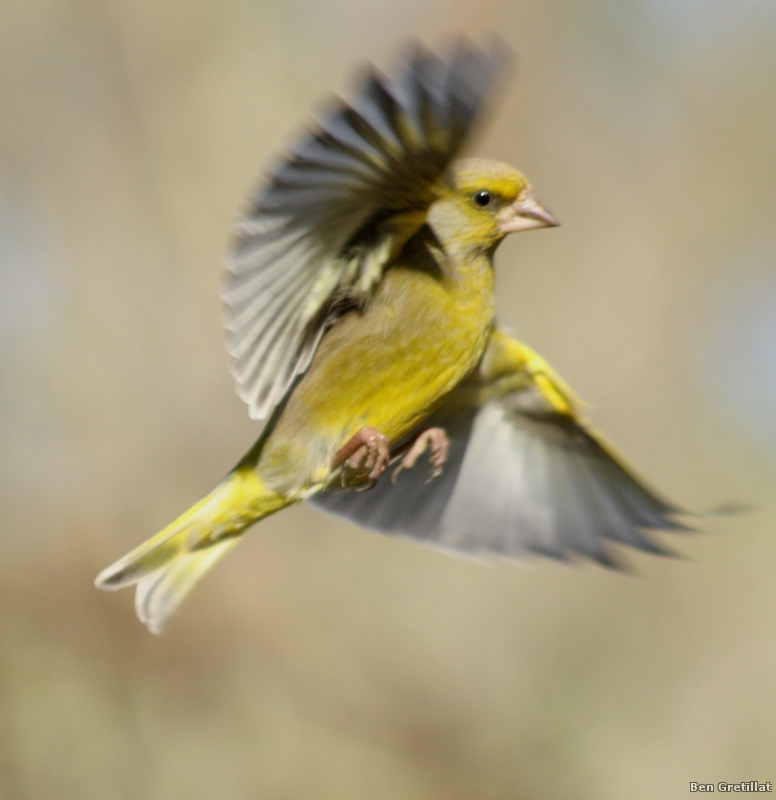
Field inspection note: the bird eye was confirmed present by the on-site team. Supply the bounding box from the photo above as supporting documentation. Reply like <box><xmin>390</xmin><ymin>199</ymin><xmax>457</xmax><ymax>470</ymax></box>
<box><xmin>472</xmin><ymin>191</ymin><xmax>493</xmax><ymax>209</ymax></box>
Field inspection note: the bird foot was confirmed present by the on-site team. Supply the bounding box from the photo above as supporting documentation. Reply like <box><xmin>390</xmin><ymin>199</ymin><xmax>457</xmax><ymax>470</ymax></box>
<box><xmin>333</xmin><ymin>427</ymin><xmax>390</xmax><ymax>489</ymax></box>
<box><xmin>392</xmin><ymin>427</ymin><xmax>449</xmax><ymax>484</ymax></box>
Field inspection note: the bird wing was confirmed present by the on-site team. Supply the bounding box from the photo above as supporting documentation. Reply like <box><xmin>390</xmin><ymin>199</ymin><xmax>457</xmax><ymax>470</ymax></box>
<box><xmin>223</xmin><ymin>39</ymin><xmax>507</xmax><ymax>420</ymax></box>
<box><xmin>310</xmin><ymin>329</ymin><xmax>690</xmax><ymax>567</ymax></box>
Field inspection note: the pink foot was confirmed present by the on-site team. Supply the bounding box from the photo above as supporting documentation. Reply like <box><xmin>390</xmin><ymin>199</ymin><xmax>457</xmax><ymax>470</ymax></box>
<box><xmin>392</xmin><ymin>427</ymin><xmax>450</xmax><ymax>484</ymax></box>
<box><xmin>333</xmin><ymin>427</ymin><xmax>390</xmax><ymax>488</ymax></box>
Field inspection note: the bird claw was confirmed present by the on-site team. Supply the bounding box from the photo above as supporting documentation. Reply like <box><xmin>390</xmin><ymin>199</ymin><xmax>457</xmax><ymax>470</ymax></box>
<box><xmin>333</xmin><ymin>427</ymin><xmax>391</xmax><ymax>488</ymax></box>
<box><xmin>392</xmin><ymin>427</ymin><xmax>450</xmax><ymax>484</ymax></box>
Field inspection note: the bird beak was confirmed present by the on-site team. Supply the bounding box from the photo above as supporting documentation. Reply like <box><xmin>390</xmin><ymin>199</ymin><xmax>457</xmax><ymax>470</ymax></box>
<box><xmin>498</xmin><ymin>191</ymin><xmax>560</xmax><ymax>234</ymax></box>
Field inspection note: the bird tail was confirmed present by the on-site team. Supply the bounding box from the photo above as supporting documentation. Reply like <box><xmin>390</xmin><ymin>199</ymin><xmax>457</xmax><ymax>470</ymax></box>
<box><xmin>95</xmin><ymin>466</ymin><xmax>289</xmax><ymax>634</ymax></box>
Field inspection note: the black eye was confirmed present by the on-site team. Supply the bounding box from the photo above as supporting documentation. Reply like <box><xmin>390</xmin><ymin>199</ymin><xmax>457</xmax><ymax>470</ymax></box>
<box><xmin>472</xmin><ymin>190</ymin><xmax>493</xmax><ymax>209</ymax></box>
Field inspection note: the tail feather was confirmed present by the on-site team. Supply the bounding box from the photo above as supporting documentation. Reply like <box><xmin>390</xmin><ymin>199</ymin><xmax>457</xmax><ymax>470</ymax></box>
<box><xmin>96</xmin><ymin>467</ymin><xmax>288</xmax><ymax>632</ymax></box>
<box><xmin>134</xmin><ymin>537</ymin><xmax>241</xmax><ymax>635</ymax></box>
<box><xmin>95</xmin><ymin>493</ymin><xmax>222</xmax><ymax>590</ymax></box>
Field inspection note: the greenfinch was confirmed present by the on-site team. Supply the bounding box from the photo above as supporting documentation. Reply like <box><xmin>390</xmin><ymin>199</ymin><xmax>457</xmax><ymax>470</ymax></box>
<box><xmin>96</xmin><ymin>40</ymin><xmax>685</xmax><ymax>633</ymax></box>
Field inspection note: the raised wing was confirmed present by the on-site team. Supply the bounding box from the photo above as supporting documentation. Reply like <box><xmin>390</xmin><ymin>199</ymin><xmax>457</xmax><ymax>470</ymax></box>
<box><xmin>310</xmin><ymin>331</ymin><xmax>690</xmax><ymax>567</ymax></box>
<box><xmin>223</xmin><ymin>39</ymin><xmax>508</xmax><ymax>420</ymax></box>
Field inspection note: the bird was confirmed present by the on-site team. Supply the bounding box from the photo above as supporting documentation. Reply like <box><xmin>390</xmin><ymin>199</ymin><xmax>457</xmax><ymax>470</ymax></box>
<box><xmin>95</xmin><ymin>39</ymin><xmax>687</xmax><ymax>634</ymax></box>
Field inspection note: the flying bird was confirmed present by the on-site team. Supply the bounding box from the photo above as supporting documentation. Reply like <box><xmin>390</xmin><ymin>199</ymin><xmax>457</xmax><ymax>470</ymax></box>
<box><xmin>96</xmin><ymin>40</ymin><xmax>687</xmax><ymax>633</ymax></box>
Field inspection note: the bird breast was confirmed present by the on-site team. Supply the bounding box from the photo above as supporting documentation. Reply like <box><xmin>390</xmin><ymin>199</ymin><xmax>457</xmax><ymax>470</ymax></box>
<box><xmin>256</xmin><ymin>250</ymin><xmax>496</xmax><ymax>494</ymax></box>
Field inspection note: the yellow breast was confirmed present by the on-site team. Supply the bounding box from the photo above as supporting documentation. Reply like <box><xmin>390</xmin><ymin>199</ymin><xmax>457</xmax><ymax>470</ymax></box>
<box><xmin>257</xmin><ymin>249</ymin><xmax>495</xmax><ymax>491</ymax></box>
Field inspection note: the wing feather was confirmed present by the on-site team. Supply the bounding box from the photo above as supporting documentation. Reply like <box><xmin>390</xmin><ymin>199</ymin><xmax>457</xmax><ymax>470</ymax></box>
<box><xmin>224</xmin><ymin>40</ymin><xmax>508</xmax><ymax>419</ymax></box>
<box><xmin>310</xmin><ymin>335</ymin><xmax>690</xmax><ymax>568</ymax></box>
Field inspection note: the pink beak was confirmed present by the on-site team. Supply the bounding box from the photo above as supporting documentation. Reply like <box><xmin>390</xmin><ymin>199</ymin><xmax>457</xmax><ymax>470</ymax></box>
<box><xmin>498</xmin><ymin>191</ymin><xmax>560</xmax><ymax>234</ymax></box>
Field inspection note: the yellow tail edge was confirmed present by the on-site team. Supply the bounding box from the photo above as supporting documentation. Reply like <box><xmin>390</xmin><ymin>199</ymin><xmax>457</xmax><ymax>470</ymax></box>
<box><xmin>95</xmin><ymin>466</ymin><xmax>289</xmax><ymax>633</ymax></box>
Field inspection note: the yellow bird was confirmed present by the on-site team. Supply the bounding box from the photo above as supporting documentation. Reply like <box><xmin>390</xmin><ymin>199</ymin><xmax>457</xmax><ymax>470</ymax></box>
<box><xmin>96</xmin><ymin>40</ymin><xmax>685</xmax><ymax>633</ymax></box>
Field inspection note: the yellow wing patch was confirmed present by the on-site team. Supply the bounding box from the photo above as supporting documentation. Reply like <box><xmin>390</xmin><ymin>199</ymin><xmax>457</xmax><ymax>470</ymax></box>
<box><xmin>480</xmin><ymin>329</ymin><xmax>584</xmax><ymax>417</ymax></box>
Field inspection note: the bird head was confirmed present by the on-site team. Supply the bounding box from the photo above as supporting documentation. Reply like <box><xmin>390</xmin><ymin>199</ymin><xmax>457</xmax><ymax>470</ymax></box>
<box><xmin>428</xmin><ymin>158</ymin><xmax>559</xmax><ymax>257</ymax></box>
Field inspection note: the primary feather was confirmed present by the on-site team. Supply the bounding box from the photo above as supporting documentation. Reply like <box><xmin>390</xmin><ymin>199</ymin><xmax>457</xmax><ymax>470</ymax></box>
<box><xmin>311</xmin><ymin>333</ymin><xmax>689</xmax><ymax>567</ymax></box>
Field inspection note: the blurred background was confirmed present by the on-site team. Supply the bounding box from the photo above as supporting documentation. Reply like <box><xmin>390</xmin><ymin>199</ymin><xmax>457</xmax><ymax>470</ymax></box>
<box><xmin>1</xmin><ymin>0</ymin><xmax>775</xmax><ymax>798</ymax></box>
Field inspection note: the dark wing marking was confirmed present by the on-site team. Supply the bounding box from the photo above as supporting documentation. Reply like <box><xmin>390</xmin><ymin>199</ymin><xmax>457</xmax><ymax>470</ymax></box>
<box><xmin>310</xmin><ymin>367</ymin><xmax>689</xmax><ymax>568</ymax></box>
<box><xmin>223</xmin><ymin>39</ymin><xmax>508</xmax><ymax>419</ymax></box>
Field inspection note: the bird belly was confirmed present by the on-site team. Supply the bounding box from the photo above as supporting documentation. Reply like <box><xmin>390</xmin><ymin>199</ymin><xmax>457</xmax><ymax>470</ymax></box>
<box><xmin>258</xmin><ymin>263</ymin><xmax>494</xmax><ymax>492</ymax></box>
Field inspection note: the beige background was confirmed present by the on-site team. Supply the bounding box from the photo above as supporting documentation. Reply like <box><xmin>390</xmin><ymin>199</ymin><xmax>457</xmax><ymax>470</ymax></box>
<box><xmin>1</xmin><ymin>1</ymin><xmax>775</xmax><ymax>798</ymax></box>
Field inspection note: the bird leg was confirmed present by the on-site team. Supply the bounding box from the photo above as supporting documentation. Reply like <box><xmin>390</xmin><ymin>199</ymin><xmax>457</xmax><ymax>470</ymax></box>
<box><xmin>333</xmin><ymin>427</ymin><xmax>390</xmax><ymax>489</ymax></box>
<box><xmin>391</xmin><ymin>427</ymin><xmax>449</xmax><ymax>484</ymax></box>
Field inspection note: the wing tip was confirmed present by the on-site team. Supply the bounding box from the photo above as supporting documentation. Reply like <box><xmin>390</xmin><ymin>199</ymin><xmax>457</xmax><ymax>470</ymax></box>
<box><xmin>703</xmin><ymin>500</ymin><xmax>754</xmax><ymax>517</ymax></box>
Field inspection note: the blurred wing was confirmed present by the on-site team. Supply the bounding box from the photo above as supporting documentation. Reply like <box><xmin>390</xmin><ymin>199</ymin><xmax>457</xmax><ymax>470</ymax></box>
<box><xmin>310</xmin><ymin>333</ymin><xmax>689</xmax><ymax>567</ymax></box>
<box><xmin>224</xmin><ymin>39</ymin><xmax>508</xmax><ymax>419</ymax></box>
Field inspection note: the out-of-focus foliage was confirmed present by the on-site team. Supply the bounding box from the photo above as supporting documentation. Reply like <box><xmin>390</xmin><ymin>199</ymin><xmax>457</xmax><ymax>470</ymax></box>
<box><xmin>1</xmin><ymin>1</ymin><xmax>774</xmax><ymax>798</ymax></box>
